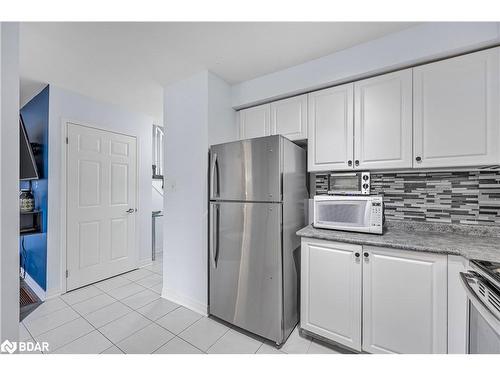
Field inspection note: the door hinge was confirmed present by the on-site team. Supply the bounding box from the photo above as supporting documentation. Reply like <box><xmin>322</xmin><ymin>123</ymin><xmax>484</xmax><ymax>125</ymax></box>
<box><xmin>66</xmin><ymin>137</ymin><xmax>69</xmax><ymax>144</ymax></box>
<box><xmin>66</xmin><ymin>270</ymin><xmax>69</xmax><ymax>278</ymax></box>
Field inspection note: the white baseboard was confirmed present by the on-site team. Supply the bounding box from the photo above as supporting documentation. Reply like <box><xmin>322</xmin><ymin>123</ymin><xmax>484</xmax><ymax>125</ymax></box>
<box><xmin>21</xmin><ymin>269</ymin><xmax>46</xmax><ymax>301</ymax></box>
<box><xmin>162</xmin><ymin>288</ymin><xmax>208</xmax><ymax>316</ymax></box>
<box><xmin>139</xmin><ymin>258</ymin><xmax>153</xmax><ymax>268</ymax></box>
<box><xmin>45</xmin><ymin>288</ymin><xmax>62</xmax><ymax>300</ymax></box>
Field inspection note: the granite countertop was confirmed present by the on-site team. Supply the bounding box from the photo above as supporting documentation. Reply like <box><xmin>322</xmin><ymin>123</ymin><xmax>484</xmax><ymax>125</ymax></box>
<box><xmin>296</xmin><ymin>221</ymin><xmax>500</xmax><ymax>263</ymax></box>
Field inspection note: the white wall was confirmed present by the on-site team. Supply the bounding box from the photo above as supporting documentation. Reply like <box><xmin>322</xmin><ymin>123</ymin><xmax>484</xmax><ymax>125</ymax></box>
<box><xmin>163</xmin><ymin>71</ymin><xmax>235</xmax><ymax>314</ymax></box>
<box><xmin>46</xmin><ymin>86</ymin><xmax>155</xmax><ymax>298</ymax></box>
<box><xmin>0</xmin><ymin>22</ymin><xmax>20</xmax><ymax>342</ymax></box>
<box><xmin>232</xmin><ymin>22</ymin><xmax>500</xmax><ymax>108</ymax></box>
<box><xmin>208</xmin><ymin>72</ymin><xmax>238</xmax><ymax>145</ymax></box>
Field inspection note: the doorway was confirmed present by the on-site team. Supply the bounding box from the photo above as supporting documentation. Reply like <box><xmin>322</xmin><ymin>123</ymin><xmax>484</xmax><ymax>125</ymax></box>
<box><xmin>65</xmin><ymin>122</ymin><xmax>139</xmax><ymax>291</ymax></box>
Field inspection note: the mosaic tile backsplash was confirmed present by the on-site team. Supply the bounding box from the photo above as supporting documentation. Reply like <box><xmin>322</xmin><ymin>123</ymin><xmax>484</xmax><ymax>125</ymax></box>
<box><xmin>314</xmin><ymin>170</ymin><xmax>500</xmax><ymax>226</ymax></box>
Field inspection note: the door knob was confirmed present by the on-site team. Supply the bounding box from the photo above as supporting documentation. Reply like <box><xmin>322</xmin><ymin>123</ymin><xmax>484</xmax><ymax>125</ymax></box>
<box><xmin>355</xmin><ymin>252</ymin><xmax>360</xmax><ymax>258</ymax></box>
<box><xmin>126</xmin><ymin>208</ymin><xmax>134</xmax><ymax>213</ymax></box>
<box><xmin>355</xmin><ymin>160</ymin><xmax>360</xmax><ymax>166</ymax></box>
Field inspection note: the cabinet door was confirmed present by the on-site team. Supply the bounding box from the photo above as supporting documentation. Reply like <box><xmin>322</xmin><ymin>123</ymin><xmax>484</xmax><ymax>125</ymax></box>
<box><xmin>300</xmin><ymin>238</ymin><xmax>362</xmax><ymax>351</ymax></box>
<box><xmin>354</xmin><ymin>69</ymin><xmax>413</xmax><ymax>169</ymax></box>
<box><xmin>270</xmin><ymin>94</ymin><xmax>307</xmax><ymax>140</ymax></box>
<box><xmin>413</xmin><ymin>48</ymin><xmax>499</xmax><ymax>168</ymax></box>
<box><xmin>238</xmin><ymin>104</ymin><xmax>271</xmax><ymax>140</ymax></box>
<box><xmin>362</xmin><ymin>246</ymin><xmax>447</xmax><ymax>354</ymax></box>
<box><xmin>308</xmin><ymin>84</ymin><xmax>354</xmax><ymax>171</ymax></box>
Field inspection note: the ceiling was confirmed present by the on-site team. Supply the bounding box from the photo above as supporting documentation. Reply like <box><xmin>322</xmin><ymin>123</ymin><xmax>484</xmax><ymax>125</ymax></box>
<box><xmin>20</xmin><ymin>22</ymin><xmax>418</xmax><ymax>121</ymax></box>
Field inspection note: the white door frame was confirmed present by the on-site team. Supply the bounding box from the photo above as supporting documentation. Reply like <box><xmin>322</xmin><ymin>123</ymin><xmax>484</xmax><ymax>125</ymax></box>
<box><xmin>60</xmin><ymin>119</ymin><xmax>140</xmax><ymax>293</ymax></box>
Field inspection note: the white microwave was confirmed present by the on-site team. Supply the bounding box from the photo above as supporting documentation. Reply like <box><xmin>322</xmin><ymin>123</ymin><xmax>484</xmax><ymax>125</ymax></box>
<box><xmin>313</xmin><ymin>195</ymin><xmax>383</xmax><ymax>234</ymax></box>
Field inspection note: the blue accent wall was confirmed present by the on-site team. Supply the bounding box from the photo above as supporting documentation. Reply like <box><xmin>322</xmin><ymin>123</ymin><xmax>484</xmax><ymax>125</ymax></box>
<box><xmin>20</xmin><ymin>86</ymin><xmax>49</xmax><ymax>290</ymax></box>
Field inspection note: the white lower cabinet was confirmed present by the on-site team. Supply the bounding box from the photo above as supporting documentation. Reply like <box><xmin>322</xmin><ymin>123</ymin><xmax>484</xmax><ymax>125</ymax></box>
<box><xmin>300</xmin><ymin>238</ymin><xmax>362</xmax><ymax>351</ymax></box>
<box><xmin>300</xmin><ymin>239</ymin><xmax>448</xmax><ymax>354</ymax></box>
<box><xmin>362</xmin><ymin>246</ymin><xmax>448</xmax><ymax>354</ymax></box>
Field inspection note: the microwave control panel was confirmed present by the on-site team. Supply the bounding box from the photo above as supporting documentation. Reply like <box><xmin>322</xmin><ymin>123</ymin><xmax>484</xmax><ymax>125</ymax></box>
<box><xmin>370</xmin><ymin>200</ymin><xmax>383</xmax><ymax>231</ymax></box>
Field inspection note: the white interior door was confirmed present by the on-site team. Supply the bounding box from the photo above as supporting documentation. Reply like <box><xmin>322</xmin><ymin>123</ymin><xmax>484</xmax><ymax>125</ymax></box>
<box><xmin>66</xmin><ymin>123</ymin><xmax>138</xmax><ymax>291</ymax></box>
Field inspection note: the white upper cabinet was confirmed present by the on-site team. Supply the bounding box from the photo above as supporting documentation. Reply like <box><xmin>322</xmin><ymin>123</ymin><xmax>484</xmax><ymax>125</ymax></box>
<box><xmin>413</xmin><ymin>48</ymin><xmax>500</xmax><ymax>168</ymax></box>
<box><xmin>270</xmin><ymin>94</ymin><xmax>308</xmax><ymax>141</ymax></box>
<box><xmin>238</xmin><ymin>104</ymin><xmax>271</xmax><ymax>140</ymax></box>
<box><xmin>308</xmin><ymin>84</ymin><xmax>354</xmax><ymax>171</ymax></box>
<box><xmin>354</xmin><ymin>69</ymin><xmax>413</xmax><ymax>169</ymax></box>
<box><xmin>301</xmin><ymin>238</ymin><xmax>362</xmax><ymax>351</ymax></box>
<box><xmin>362</xmin><ymin>246</ymin><xmax>448</xmax><ymax>354</ymax></box>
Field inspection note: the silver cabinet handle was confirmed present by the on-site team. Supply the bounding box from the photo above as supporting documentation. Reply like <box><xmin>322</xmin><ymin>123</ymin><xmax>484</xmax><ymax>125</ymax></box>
<box><xmin>460</xmin><ymin>272</ymin><xmax>500</xmax><ymax>335</ymax></box>
<box><xmin>126</xmin><ymin>208</ymin><xmax>134</xmax><ymax>213</ymax></box>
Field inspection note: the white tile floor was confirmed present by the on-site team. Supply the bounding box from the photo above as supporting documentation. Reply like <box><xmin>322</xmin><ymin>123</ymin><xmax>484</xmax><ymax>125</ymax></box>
<box><xmin>20</xmin><ymin>255</ymin><xmax>342</xmax><ymax>354</ymax></box>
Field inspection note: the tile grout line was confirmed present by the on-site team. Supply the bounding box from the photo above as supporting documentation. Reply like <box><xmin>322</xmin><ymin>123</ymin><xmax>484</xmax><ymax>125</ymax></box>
<box><xmin>39</xmin><ymin>301</ymin><xmax>104</xmax><ymax>353</ymax></box>
<box><xmin>134</xmin><ymin>304</ymin><xmax>180</xmax><ymax>322</ymax></box>
<box><xmin>112</xmin><ymin>321</ymin><xmax>177</xmax><ymax>354</ymax></box>
<box><xmin>100</xmin><ymin>345</ymin><xmax>124</xmax><ymax>354</ymax></box>
<box><xmin>165</xmin><ymin>334</ymin><xmax>208</xmax><ymax>354</ymax></box>
<box><xmin>51</xmin><ymin>329</ymin><xmax>114</xmax><ymax>354</ymax></box>
<box><xmin>174</xmin><ymin>318</ymin><xmax>228</xmax><ymax>353</ymax></box>
<box><xmin>26</xmin><ymin>310</ymin><xmax>82</xmax><ymax>340</ymax></box>
<box><xmin>25</xmin><ymin>263</ymin><xmax>163</xmax><ymax>354</ymax></box>
<box><xmin>39</xmin><ymin>277</ymin><xmax>155</xmax><ymax>353</ymax></box>
<box><xmin>78</xmin><ymin>291</ymin><xmax>180</xmax><ymax>352</ymax></box>
<box><xmin>21</xmin><ymin>296</ymin><xmax>72</xmax><ymax>326</ymax></box>
<box><xmin>204</xmin><ymin>327</ymin><xmax>231</xmax><ymax>353</ymax></box>
<box><xmin>171</xmin><ymin>312</ymin><xmax>204</xmax><ymax>337</ymax></box>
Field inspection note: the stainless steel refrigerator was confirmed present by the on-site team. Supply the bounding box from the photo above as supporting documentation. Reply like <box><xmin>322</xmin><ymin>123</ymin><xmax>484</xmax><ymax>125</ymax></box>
<box><xmin>208</xmin><ymin>135</ymin><xmax>308</xmax><ymax>346</ymax></box>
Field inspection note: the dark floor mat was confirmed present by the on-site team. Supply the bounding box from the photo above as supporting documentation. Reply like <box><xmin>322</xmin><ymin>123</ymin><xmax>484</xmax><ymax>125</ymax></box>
<box><xmin>20</xmin><ymin>278</ymin><xmax>42</xmax><ymax>321</ymax></box>
<box><xmin>20</xmin><ymin>285</ymin><xmax>37</xmax><ymax>307</ymax></box>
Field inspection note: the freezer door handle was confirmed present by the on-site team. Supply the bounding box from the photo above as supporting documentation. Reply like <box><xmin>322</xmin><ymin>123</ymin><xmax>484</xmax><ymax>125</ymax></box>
<box><xmin>210</xmin><ymin>203</ymin><xmax>220</xmax><ymax>268</ymax></box>
<box><xmin>210</xmin><ymin>153</ymin><xmax>219</xmax><ymax>199</ymax></box>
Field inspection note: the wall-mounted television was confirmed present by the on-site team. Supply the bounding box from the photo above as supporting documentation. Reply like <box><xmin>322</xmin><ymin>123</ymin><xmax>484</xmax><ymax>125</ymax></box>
<box><xmin>20</xmin><ymin>115</ymin><xmax>39</xmax><ymax>180</ymax></box>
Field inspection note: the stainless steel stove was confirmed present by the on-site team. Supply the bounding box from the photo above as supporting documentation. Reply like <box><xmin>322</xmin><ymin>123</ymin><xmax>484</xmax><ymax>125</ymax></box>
<box><xmin>471</xmin><ymin>260</ymin><xmax>500</xmax><ymax>288</ymax></box>
<box><xmin>461</xmin><ymin>259</ymin><xmax>500</xmax><ymax>353</ymax></box>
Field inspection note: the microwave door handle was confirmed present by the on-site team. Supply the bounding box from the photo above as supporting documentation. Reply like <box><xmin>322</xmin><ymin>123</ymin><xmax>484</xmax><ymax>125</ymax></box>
<box><xmin>460</xmin><ymin>272</ymin><xmax>500</xmax><ymax>335</ymax></box>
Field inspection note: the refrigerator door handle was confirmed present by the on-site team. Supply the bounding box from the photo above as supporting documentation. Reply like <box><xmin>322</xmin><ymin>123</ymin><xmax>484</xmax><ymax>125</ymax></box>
<box><xmin>210</xmin><ymin>203</ymin><xmax>219</xmax><ymax>268</ymax></box>
<box><xmin>210</xmin><ymin>152</ymin><xmax>219</xmax><ymax>199</ymax></box>
<box><xmin>214</xmin><ymin>204</ymin><xmax>220</xmax><ymax>266</ymax></box>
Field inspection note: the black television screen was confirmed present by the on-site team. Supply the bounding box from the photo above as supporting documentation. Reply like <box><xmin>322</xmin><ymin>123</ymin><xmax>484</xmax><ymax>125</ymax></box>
<box><xmin>20</xmin><ymin>115</ymin><xmax>39</xmax><ymax>180</ymax></box>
